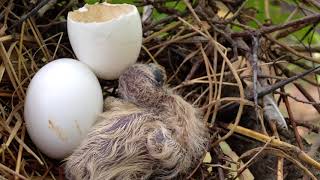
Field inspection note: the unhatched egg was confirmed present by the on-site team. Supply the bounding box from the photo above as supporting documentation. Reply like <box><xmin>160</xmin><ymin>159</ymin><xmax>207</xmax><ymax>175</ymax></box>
<box><xmin>67</xmin><ymin>2</ymin><xmax>142</xmax><ymax>80</ymax></box>
<box><xmin>24</xmin><ymin>58</ymin><xmax>103</xmax><ymax>159</ymax></box>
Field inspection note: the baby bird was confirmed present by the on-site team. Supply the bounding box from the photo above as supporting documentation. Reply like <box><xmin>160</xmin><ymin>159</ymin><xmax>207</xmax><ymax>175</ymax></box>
<box><xmin>64</xmin><ymin>63</ymin><xmax>209</xmax><ymax>180</ymax></box>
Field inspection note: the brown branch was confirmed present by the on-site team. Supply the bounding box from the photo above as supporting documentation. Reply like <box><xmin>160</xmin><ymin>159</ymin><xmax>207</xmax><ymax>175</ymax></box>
<box><xmin>277</xmin><ymin>64</ymin><xmax>320</xmax><ymax>87</ymax></box>
<box><xmin>274</xmin><ymin>90</ymin><xmax>320</xmax><ymax>105</ymax></box>
<box><xmin>293</xmin><ymin>120</ymin><xmax>320</xmax><ymax>134</ymax></box>
<box><xmin>266</xmin><ymin>35</ymin><xmax>320</xmax><ymax>64</ymax></box>
<box><xmin>275</xmin><ymin>22</ymin><xmax>314</xmax><ymax>39</ymax></box>
<box><xmin>220</xmin><ymin>123</ymin><xmax>320</xmax><ymax>171</ymax></box>
<box><xmin>304</xmin><ymin>0</ymin><xmax>320</xmax><ymax>10</ymax></box>
<box><xmin>8</xmin><ymin>0</ymin><xmax>51</xmax><ymax>31</ymax></box>
<box><xmin>257</xmin><ymin>65</ymin><xmax>320</xmax><ymax>99</ymax></box>
<box><xmin>275</xmin><ymin>44</ymin><xmax>320</xmax><ymax>52</ymax></box>
<box><xmin>293</xmin><ymin>83</ymin><xmax>320</xmax><ymax>113</ymax></box>
<box><xmin>231</xmin><ymin>13</ymin><xmax>320</xmax><ymax>38</ymax></box>
<box><xmin>250</xmin><ymin>35</ymin><xmax>260</xmax><ymax>121</ymax></box>
<box><xmin>144</xmin><ymin>15</ymin><xmax>178</xmax><ymax>32</ymax></box>
<box><xmin>218</xmin><ymin>64</ymin><xmax>320</xmax><ymax>115</ymax></box>
<box><xmin>281</xmin><ymin>87</ymin><xmax>304</xmax><ymax>150</ymax></box>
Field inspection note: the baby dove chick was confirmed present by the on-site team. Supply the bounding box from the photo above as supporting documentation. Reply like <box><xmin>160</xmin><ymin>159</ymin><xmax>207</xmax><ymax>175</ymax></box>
<box><xmin>64</xmin><ymin>63</ymin><xmax>209</xmax><ymax>180</ymax></box>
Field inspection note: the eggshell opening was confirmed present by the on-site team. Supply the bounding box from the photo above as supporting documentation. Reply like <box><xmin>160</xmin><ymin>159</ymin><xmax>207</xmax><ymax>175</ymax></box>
<box><xmin>68</xmin><ymin>2</ymin><xmax>135</xmax><ymax>23</ymax></box>
<box><xmin>67</xmin><ymin>2</ymin><xmax>142</xmax><ymax>80</ymax></box>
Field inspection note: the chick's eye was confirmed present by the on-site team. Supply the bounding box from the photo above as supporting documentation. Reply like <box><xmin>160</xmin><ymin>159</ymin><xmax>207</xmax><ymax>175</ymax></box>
<box><xmin>153</xmin><ymin>69</ymin><xmax>164</xmax><ymax>85</ymax></box>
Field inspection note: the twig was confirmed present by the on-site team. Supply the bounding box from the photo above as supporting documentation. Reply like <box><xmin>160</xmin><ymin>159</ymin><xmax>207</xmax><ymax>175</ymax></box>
<box><xmin>231</xmin><ymin>13</ymin><xmax>320</xmax><ymax>38</ymax></box>
<box><xmin>257</xmin><ymin>65</ymin><xmax>320</xmax><ymax>98</ymax></box>
<box><xmin>278</xmin><ymin>64</ymin><xmax>319</xmax><ymax>87</ymax></box>
<box><xmin>218</xmin><ymin>64</ymin><xmax>320</xmax><ymax>115</ymax></box>
<box><xmin>264</xmin><ymin>0</ymin><xmax>271</xmax><ymax>21</ymax></box>
<box><xmin>266</xmin><ymin>35</ymin><xmax>320</xmax><ymax>64</ymax></box>
<box><xmin>182</xmin><ymin>0</ymin><xmax>245</xmax><ymax>147</ymax></box>
<box><xmin>9</xmin><ymin>0</ymin><xmax>52</xmax><ymax>30</ymax></box>
<box><xmin>293</xmin><ymin>83</ymin><xmax>320</xmax><ymax>113</ymax></box>
<box><xmin>274</xmin><ymin>90</ymin><xmax>320</xmax><ymax>105</ymax></box>
<box><xmin>277</xmin><ymin>45</ymin><xmax>320</xmax><ymax>52</ymax></box>
<box><xmin>238</xmin><ymin>147</ymin><xmax>317</xmax><ymax>180</ymax></box>
<box><xmin>285</xmin><ymin>57</ymin><xmax>320</xmax><ymax>76</ymax></box>
<box><xmin>304</xmin><ymin>0</ymin><xmax>320</xmax><ymax>10</ymax></box>
<box><xmin>0</xmin><ymin>162</ymin><xmax>27</xmax><ymax>180</ymax></box>
<box><xmin>211</xmin><ymin>0</ymin><xmax>248</xmax><ymax>24</ymax></box>
<box><xmin>143</xmin><ymin>21</ymin><xmax>181</xmax><ymax>43</ymax></box>
<box><xmin>200</xmin><ymin>45</ymin><xmax>214</xmax><ymax>123</ymax></box>
<box><xmin>293</xmin><ymin>120</ymin><xmax>320</xmax><ymax>134</ymax></box>
<box><xmin>184</xmin><ymin>58</ymin><xmax>202</xmax><ymax>81</ymax></box>
<box><xmin>15</xmin><ymin>125</ymin><xmax>25</xmax><ymax>180</ymax></box>
<box><xmin>268</xmin><ymin>121</ymin><xmax>284</xmax><ymax>180</ymax></box>
<box><xmin>275</xmin><ymin>21</ymin><xmax>313</xmax><ymax>39</ymax></box>
<box><xmin>144</xmin><ymin>15</ymin><xmax>178</xmax><ymax>32</ymax></box>
<box><xmin>234</xmin><ymin>136</ymin><xmax>274</xmax><ymax>179</ymax></box>
<box><xmin>251</xmin><ymin>35</ymin><xmax>260</xmax><ymax>124</ymax></box>
<box><xmin>220</xmin><ymin>123</ymin><xmax>320</xmax><ymax>170</ymax></box>
<box><xmin>186</xmin><ymin>151</ymin><xmax>207</xmax><ymax>179</ymax></box>
<box><xmin>281</xmin><ymin>87</ymin><xmax>304</xmax><ymax>150</ymax></box>
<box><xmin>212</xmin><ymin>147</ymin><xmax>226</xmax><ymax>180</ymax></box>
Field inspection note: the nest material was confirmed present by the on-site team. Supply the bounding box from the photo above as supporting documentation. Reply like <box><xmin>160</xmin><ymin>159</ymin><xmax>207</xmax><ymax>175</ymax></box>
<box><xmin>0</xmin><ymin>0</ymin><xmax>320</xmax><ymax>179</ymax></box>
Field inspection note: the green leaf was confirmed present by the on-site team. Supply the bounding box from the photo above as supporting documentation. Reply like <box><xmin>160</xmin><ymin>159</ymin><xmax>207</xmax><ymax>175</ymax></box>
<box><xmin>109</xmin><ymin>0</ymin><xmax>134</xmax><ymax>4</ymax></box>
<box><xmin>85</xmin><ymin>0</ymin><xmax>100</xmax><ymax>4</ymax></box>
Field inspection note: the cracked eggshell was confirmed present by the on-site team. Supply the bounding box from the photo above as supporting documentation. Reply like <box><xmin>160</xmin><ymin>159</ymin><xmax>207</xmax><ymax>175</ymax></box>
<box><xmin>67</xmin><ymin>2</ymin><xmax>142</xmax><ymax>80</ymax></box>
<box><xmin>24</xmin><ymin>58</ymin><xmax>103</xmax><ymax>159</ymax></box>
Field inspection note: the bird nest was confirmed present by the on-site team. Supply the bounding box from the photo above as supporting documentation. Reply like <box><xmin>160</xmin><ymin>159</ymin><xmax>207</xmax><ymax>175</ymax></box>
<box><xmin>0</xmin><ymin>0</ymin><xmax>320</xmax><ymax>179</ymax></box>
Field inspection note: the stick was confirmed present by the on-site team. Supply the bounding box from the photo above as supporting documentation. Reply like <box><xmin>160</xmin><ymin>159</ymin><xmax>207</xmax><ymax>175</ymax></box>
<box><xmin>220</xmin><ymin>123</ymin><xmax>320</xmax><ymax>170</ymax></box>
<box><xmin>9</xmin><ymin>0</ymin><xmax>52</xmax><ymax>30</ymax></box>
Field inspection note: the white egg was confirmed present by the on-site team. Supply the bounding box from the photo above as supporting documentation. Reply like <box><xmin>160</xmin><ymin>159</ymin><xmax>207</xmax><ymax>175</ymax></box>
<box><xmin>67</xmin><ymin>2</ymin><xmax>142</xmax><ymax>80</ymax></box>
<box><xmin>24</xmin><ymin>58</ymin><xmax>103</xmax><ymax>159</ymax></box>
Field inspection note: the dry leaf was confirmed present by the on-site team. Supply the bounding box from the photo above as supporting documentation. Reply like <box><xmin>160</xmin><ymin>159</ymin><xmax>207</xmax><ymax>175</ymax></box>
<box><xmin>216</xmin><ymin>1</ymin><xmax>233</xmax><ymax>19</ymax></box>
<box><xmin>219</xmin><ymin>141</ymin><xmax>254</xmax><ymax>180</ymax></box>
<box><xmin>203</xmin><ymin>152</ymin><xmax>213</xmax><ymax>172</ymax></box>
<box><xmin>298</xmin><ymin>126</ymin><xmax>320</xmax><ymax>145</ymax></box>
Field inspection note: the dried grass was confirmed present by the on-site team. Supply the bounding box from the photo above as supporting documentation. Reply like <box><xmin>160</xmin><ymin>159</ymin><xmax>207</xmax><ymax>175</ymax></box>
<box><xmin>0</xmin><ymin>0</ymin><xmax>320</xmax><ymax>179</ymax></box>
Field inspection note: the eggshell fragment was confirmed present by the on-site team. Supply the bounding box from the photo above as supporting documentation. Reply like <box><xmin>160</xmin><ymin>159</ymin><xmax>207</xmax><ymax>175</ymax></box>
<box><xmin>67</xmin><ymin>2</ymin><xmax>142</xmax><ymax>80</ymax></box>
<box><xmin>24</xmin><ymin>58</ymin><xmax>103</xmax><ymax>159</ymax></box>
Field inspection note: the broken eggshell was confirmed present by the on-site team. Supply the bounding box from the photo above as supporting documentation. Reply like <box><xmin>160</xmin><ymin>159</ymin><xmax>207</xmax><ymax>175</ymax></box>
<box><xmin>67</xmin><ymin>2</ymin><xmax>142</xmax><ymax>80</ymax></box>
<box><xmin>24</xmin><ymin>58</ymin><xmax>103</xmax><ymax>159</ymax></box>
